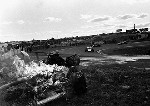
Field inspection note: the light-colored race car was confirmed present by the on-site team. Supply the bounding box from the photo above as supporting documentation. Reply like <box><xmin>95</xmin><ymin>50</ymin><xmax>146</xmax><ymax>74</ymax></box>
<box><xmin>85</xmin><ymin>46</ymin><xmax>94</xmax><ymax>52</ymax></box>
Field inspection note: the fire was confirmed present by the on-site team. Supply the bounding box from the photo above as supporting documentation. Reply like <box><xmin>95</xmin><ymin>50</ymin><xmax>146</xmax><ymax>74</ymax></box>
<box><xmin>1</xmin><ymin>54</ymin><xmax>69</xmax><ymax>84</ymax></box>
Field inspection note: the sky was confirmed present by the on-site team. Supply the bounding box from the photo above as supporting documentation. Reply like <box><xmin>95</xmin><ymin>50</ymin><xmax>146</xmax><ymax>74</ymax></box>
<box><xmin>0</xmin><ymin>0</ymin><xmax>150</xmax><ymax>42</ymax></box>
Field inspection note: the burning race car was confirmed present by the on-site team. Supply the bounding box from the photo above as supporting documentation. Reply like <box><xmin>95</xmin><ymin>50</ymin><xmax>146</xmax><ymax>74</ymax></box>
<box><xmin>0</xmin><ymin>51</ymin><xmax>87</xmax><ymax>106</ymax></box>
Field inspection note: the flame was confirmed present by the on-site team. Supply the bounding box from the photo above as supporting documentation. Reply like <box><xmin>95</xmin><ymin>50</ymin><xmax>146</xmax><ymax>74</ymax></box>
<box><xmin>1</xmin><ymin>55</ymin><xmax>69</xmax><ymax>83</ymax></box>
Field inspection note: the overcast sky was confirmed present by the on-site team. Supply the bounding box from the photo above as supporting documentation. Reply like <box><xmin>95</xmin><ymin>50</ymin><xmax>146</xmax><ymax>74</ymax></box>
<box><xmin>0</xmin><ymin>0</ymin><xmax>150</xmax><ymax>42</ymax></box>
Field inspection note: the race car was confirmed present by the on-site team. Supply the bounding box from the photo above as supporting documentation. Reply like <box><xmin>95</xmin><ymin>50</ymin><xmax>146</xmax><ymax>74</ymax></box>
<box><xmin>0</xmin><ymin>53</ymin><xmax>87</xmax><ymax>106</ymax></box>
<box><xmin>85</xmin><ymin>46</ymin><xmax>94</xmax><ymax>52</ymax></box>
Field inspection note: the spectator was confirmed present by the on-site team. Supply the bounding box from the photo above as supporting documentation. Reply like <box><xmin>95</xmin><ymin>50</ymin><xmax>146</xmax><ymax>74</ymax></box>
<box><xmin>46</xmin><ymin>51</ymin><xmax>65</xmax><ymax>66</ymax></box>
<box><xmin>65</xmin><ymin>54</ymin><xmax>80</xmax><ymax>67</ymax></box>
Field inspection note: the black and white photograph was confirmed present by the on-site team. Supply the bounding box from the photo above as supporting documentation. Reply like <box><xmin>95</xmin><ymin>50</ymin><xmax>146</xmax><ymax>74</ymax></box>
<box><xmin>0</xmin><ymin>0</ymin><xmax>150</xmax><ymax>106</ymax></box>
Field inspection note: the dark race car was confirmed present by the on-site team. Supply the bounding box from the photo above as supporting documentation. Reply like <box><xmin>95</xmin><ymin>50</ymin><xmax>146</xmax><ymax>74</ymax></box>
<box><xmin>0</xmin><ymin>53</ymin><xmax>87</xmax><ymax>106</ymax></box>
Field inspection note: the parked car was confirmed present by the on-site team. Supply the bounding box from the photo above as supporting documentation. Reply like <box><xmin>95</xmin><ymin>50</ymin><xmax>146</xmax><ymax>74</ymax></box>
<box><xmin>117</xmin><ymin>41</ymin><xmax>127</xmax><ymax>45</ymax></box>
<box><xmin>85</xmin><ymin>46</ymin><xmax>94</xmax><ymax>52</ymax></box>
<box><xmin>93</xmin><ymin>44</ymin><xmax>101</xmax><ymax>47</ymax></box>
<box><xmin>93</xmin><ymin>42</ymin><xmax>102</xmax><ymax>47</ymax></box>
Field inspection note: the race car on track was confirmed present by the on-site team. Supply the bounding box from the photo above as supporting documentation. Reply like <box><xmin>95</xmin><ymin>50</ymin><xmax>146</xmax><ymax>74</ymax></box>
<box><xmin>85</xmin><ymin>46</ymin><xmax>94</xmax><ymax>52</ymax></box>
